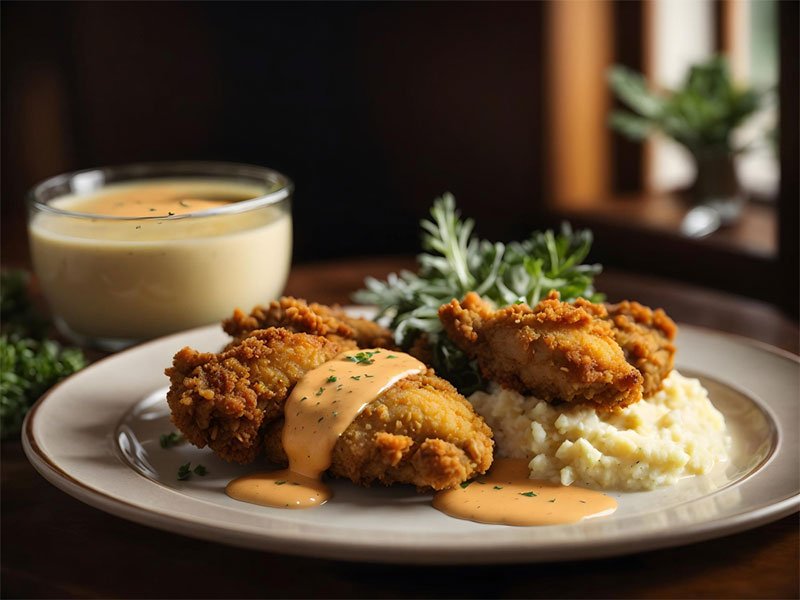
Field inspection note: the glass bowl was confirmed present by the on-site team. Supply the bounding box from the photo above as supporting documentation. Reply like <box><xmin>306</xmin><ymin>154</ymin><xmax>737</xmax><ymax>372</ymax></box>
<box><xmin>28</xmin><ymin>161</ymin><xmax>293</xmax><ymax>350</ymax></box>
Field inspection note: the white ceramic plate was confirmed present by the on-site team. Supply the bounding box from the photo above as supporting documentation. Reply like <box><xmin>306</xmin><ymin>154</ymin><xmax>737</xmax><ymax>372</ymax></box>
<box><xmin>23</xmin><ymin>319</ymin><xmax>799</xmax><ymax>564</ymax></box>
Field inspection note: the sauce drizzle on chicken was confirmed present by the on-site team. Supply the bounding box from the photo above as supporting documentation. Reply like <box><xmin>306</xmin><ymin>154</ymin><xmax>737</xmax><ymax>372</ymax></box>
<box><xmin>226</xmin><ymin>349</ymin><xmax>426</xmax><ymax>508</ymax></box>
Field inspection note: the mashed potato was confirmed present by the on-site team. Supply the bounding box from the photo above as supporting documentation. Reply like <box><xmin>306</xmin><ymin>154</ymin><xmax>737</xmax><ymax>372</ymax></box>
<box><xmin>469</xmin><ymin>371</ymin><xmax>730</xmax><ymax>491</ymax></box>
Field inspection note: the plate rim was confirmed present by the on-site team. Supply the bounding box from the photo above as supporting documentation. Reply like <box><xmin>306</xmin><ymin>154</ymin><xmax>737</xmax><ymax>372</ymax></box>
<box><xmin>21</xmin><ymin>321</ymin><xmax>800</xmax><ymax>564</ymax></box>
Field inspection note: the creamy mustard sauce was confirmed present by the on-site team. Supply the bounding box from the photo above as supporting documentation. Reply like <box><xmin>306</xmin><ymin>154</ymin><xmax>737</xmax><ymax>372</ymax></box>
<box><xmin>29</xmin><ymin>179</ymin><xmax>292</xmax><ymax>341</ymax></box>
<box><xmin>225</xmin><ymin>350</ymin><xmax>426</xmax><ymax>509</ymax></box>
<box><xmin>433</xmin><ymin>458</ymin><xmax>618</xmax><ymax>526</ymax></box>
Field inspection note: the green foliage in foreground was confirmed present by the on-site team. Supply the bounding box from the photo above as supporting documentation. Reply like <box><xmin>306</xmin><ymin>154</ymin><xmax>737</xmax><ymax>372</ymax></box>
<box><xmin>354</xmin><ymin>194</ymin><xmax>602</xmax><ymax>394</ymax></box>
<box><xmin>0</xmin><ymin>270</ymin><xmax>87</xmax><ymax>439</ymax></box>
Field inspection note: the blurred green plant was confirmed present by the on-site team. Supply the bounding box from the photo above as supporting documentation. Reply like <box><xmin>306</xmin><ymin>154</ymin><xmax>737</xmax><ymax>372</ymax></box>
<box><xmin>608</xmin><ymin>56</ymin><xmax>769</xmax><ymax>158</ymax></box>
<box><xmin>1</xmin><ymin>270</ymin><xmax>86</xmax><ymax>439</ymax></box>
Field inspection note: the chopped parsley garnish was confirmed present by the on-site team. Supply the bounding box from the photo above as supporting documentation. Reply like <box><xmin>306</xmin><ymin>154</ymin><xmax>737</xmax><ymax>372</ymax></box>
<box><xmin>177</xmin><ymin>462</ymin><xmax>192</xmax><ymax>480</ymax></box>
<box><xmin>547</xmin><ymin>498</ymin><xmax>556</xmax><ymax>503</ymax></box>
<box><xmin>345</xmin><ymin>351</ymin><xmax>379</xmax><ymax>365</ymax></box>
<box><xmin>386</xmin><ymin>355</ymin><xmax>398</xmax><ymax>359</ymax></box>
<box><xmin>177</xmin><ymin>462</ymin><xmax>207</xmax><ymax>480</ymax></box>
<box><xmin>326</xmin><ymin>375</ymin><xmax>337</xmax><ymax>383</ymax></box>
<box><xmin>519</xmin><ymin>491</ymin><xmax>537</xmax><ymax>497</ymax></box>
<box><xmin>350</xmin><ymin>375</ymin><xmax>361</xmax><ymax>381</ymax></box>
<box><xmin>364</xmin><ymin>374</ymin><xmax>374</xmax><ymax>378</ymax></box>
<box><xmin>159</xmin><ymin>432</ymin><xmax>184</xmax><ymax>448</ymax></box>
<box><xmin>275</xmin><ymin>480</ymin><xmax>287</xmax><ymax>486</ymax></box>
<box><xmin>460</xmin><ymin>480</ymin><xmax>475</xmax><ymax>489</ymax></box>
<box><xmin>493</xmin><ymin>486</ymin><xmax>503</xmax><ymax>490</ymax></box>
<box><xmin>300</xmin><ymin>396</ymin><xmax>308</xmax><ymax>402</ymax></box>
<box><xmin>315</xmin><ymin>387</ymin><xmax>325</xmax><ymax>396</ymax></box>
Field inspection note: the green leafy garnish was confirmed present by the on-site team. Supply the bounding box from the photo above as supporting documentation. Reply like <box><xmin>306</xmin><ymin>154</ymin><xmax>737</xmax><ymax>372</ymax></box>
<box><xmin>326</xmin><ymin>375</ymin><xmax>337</xmax><ymax>383</ymax></box>
<box><xmin>275</xmin><ymin>480</ymin><xmax>287</xmax><ymax>486</ymax></box>
<box><xmin>460</xmin><ymin>480</ymin><xmax>476</xmax><ymax>489</ymax></box>
<box><xmin>177</xmin><ymin>462</ymin><xmax>207</xmax><ymax>480</ymax></box>
<box><xmin>1</xmin><ymin>337</ymin><xmax>86</xmax><ymax>439</ymax></box>
<box><xmin>354</xmin><ymin>195</ymin><xmax>602</xmax><ymax>393</ymax></box>
<box><xmin>493</xmin><ymin>486</ymin><xmax>504</xmax><ymax>490</ymax></box>
<box><xmin>159</xmin><ymin>432</ymin><xmax>184</xmax><ymax>448</ymax></box>
<box><xmin>345</xmin><ymin>351</ymin><xmax>379</xmax><ymax>365</ymax></box>
<box><xmin>0</xmin><ymin>270</ymin><xmax>87</xmax><ymax>439</ymax></box>
<box><xmin>519</xmin><ymin>491</ymin><xmax>537</xmax><ymax>497</ymax></box>
<box><xmin>315</xmin><ymin>387</ymin><xmax>325</xmax><ymax>396</ymax></box>
<box><xmin>177</xmin><ymin>462</ymin><xmax>192</xmax><ymax>480</ymax></box>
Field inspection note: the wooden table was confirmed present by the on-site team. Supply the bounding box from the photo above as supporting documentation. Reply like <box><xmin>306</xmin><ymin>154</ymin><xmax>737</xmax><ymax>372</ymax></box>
<box><xmin>2</xmin><ymin>258</ymin><xmax>798</xmax><ymax>599</ymax></box>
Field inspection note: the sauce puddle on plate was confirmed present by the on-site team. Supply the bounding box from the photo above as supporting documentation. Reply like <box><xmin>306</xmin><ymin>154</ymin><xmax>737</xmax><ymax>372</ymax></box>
<box><xmin>433</xmin><ymin>458</ymin><xmax>617</xmax><ymax>526</ymax></box>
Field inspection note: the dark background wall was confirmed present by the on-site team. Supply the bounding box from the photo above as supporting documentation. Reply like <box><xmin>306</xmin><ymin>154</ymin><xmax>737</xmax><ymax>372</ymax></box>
<box><xmin>2</xmin><ymin>1</ymin><xmax>547</xmax><ymax>263</ymax></box>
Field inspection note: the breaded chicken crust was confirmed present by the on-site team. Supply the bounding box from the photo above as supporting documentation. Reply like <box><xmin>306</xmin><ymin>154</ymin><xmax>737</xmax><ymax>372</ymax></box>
<box><xmin>263</xmin><ymin>370</ymin><xmax>494</xmax><ymax>490</ymax></box>
<box><xmin>166</xmin><ymin>328</ymin><xmax>341</xmax><ymax>463</ymax></box>
<box><xmin>438</xmin><ymin>291</ymin><xmax>643</xmax><ymax>410</ymax></box>
<box><xmin>222</xmin><ymin>296</ymin><xmax>395</xmax><ymax>350</ymax></box>
<box><xmin>166</xmin><ymin>327</ymin><xmax>493</xmax><ymax>490</ymax></box>
<box><xmin>575</xmin><ymin>298</ymin><xmax>677</xmax><ymax>397</ymax></box>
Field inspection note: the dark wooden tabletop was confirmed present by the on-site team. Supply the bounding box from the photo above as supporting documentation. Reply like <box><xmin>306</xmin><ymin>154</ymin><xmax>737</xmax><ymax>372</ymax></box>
<box><xmin>2</xmin><ymin>257</ymin><xmax>798</xmax><ymax>599</ymax></box>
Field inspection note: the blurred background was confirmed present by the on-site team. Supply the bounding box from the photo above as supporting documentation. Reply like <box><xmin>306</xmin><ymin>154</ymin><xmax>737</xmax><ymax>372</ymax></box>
<box><xmin>2</xmin><ymin>0</ymin><xmax>797</xmax><ymax>313</ymax></box>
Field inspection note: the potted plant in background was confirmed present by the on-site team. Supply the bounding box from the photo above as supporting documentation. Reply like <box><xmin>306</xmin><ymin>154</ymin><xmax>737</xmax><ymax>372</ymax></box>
<box><xmin>608</xmin><ymin>56</ymin><xmax>770</xmax><ymax>229</ymax></box>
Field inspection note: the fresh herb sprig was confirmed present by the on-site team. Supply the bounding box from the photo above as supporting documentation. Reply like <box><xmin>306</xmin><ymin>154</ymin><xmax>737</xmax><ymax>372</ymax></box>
<box><xmin>353</xmin><ymin>194</ymin><xmax>603</xmax><ymax>394</ymax></box>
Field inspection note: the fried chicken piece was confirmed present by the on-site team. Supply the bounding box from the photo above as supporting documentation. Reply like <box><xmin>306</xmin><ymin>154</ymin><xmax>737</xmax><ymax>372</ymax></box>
<box><xmin>166</xmin><ymin>327</ymin><xmax>493</xmax><ymax>490</ymax></box>
<box><xmin>438</xmin><ymin>292</ymin><xmax>643</xmax><ymax>410</ymax></box>
<box><xmin>263</xmin><ymin>370</ymin><xmax>494</xmax><ymax>490</ymax></box>
<box><xmin>575</xmin><ymin>299</ymin><xmax>677</xmax><ymax>398</ymax></box>
<box><xmin>222</xmin><ymin>296</ymin><xmax>395</xmax><ymax>350</ymax></box>
<box><xmin>166</xmin><ymin>328</ymin><xmax>341</xmax><ymax>463</ymax></box>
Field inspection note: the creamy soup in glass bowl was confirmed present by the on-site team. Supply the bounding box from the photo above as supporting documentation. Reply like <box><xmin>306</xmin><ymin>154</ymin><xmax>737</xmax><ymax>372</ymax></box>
<box><xmin>28</xmin><ymin>162</ymin><xmax>293</xmax><ymax>350</ymax></box>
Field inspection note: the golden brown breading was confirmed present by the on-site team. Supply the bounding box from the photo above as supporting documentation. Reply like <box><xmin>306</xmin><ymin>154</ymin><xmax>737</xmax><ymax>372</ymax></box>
<box><xmin>166</xmin><ymin>326</ymin><xmax>493</xmax><ymax>490</ymax></box>
<box><xmin>222</xmin><ymin>296</ymin><xmax>395</xmax><ymax>350</ymax></box>
<box><xmin>575</xmin><ymin>299</ymin><xmax>677</xmax><ymax>398</ymax></box>
<box><xmin>438</xmin><ymin>291</ymin><xmax>643</xmax><ymax>410</ymax></box>
<box><xmin>165</xmin><ymin>328</ymin><xmax>341</xmax><ymax>463</ymax></box>
<box><xmin>262</xmin><ymin>370</ymin><xmax>493</xmax><ymax>490</ymax></box>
